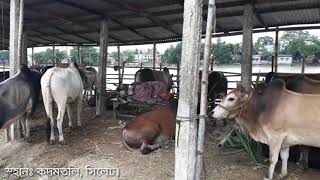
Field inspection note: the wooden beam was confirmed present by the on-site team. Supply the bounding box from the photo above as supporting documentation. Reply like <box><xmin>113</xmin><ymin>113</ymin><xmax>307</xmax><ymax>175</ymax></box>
<box><xmin>195</xmin><ymin>0</ymin><xmax>216</xmax><ymax>179</ymax></box>
<box><xmin>96</xmin><ymin>19</ymin><xmax>109</xmax><ymax>116</ymax></box>
<box><xmin>175</xmin><ymin>0</ymin><xmax>203</xmax><ymax>179</ymax></box>
<box><xmin>53</xmin><ymin>26</ymin><xmax>95</xmax><ymax>43</ymax></box>
<box><xmin>241</xmin><ymin>3</ymin><xmax>253</xmax><ymax>90</ymax></box>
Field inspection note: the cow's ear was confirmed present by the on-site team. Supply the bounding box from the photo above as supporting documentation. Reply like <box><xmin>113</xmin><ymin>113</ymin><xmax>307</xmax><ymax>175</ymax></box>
<box><xmin>239</xmin><ymin>93</ymin><xmax>248</xmax><ymax>102</ymax></box>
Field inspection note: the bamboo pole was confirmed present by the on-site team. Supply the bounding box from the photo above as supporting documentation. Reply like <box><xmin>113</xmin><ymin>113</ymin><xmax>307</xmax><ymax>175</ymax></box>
<box><xmin>175</xmin><ymin>0</ymin><xmax>203</xmax><ymax>179</ymax></box>
<box><xmin>274</xmin><ymin>27</ymin><xmax>279</xmax><ymax>73</ymax></box>
<box><xmin>195</xmin><ymin>0</ymin><xmax>216</xmax><ymax>179</ymax></box>
<box><xmin>241</xmin><ymin>3</ymin><xmax>253</xmax><ymax>90</ymax></box>
<box><xmin>96</xmin><ymin>19</ymin><xmax>109</xmax><ymax>116</ymax></box>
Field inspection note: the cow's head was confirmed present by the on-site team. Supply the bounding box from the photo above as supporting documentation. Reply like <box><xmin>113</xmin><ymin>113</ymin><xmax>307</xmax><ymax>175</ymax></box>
<box><xmin>211</xmin><ymin>84</ymin><xmax>250</xmax><ymax>119</ymax></box>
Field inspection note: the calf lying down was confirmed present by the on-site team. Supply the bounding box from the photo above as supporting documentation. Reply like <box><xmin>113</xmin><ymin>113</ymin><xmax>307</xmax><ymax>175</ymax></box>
<box><xmin>122</xmin><ymin>99</ymin><xmax>177</xmax><ymax>154</ymax></box>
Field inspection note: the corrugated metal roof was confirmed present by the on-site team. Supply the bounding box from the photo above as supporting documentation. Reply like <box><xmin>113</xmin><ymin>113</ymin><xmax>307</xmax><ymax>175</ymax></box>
<box><xmin>0</xmin><ymin>0</ymin><xmax>319</xmax><ymax>49</ymax></box>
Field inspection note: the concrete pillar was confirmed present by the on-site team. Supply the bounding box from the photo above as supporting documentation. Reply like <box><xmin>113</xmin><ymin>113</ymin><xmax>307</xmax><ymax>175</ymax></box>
<box><xmin>96</xmin><ymin>19</ymin><xmax>109</xmax><ymax>116</ymax></box>
<box><xmin>241</xmin><ymin>3</ymin><xmax>253</xmax><ymax>90</ymax></box>
<box><xmin>175</xmin><ymin>0</ymin><xmax>203</xmax><ymax>179</ymax></box>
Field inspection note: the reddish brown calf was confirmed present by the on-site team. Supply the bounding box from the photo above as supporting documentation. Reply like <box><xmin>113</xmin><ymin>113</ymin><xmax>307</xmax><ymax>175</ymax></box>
<box><xmin>122</xmin><ymin>99</ymin><xmax>177</xmax><ymax>154</ymax></box>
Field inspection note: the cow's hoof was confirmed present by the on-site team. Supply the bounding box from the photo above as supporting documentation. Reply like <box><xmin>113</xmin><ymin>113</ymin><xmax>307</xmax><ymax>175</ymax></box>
<box><xmin>58</xmin><ymin>141</ymin><xmax>66</xmax><ymax>145</ymax></box>
<box><xmin>141</xmin><ymin>147</ymin><xmax>152</xmax><ymax>155</ymax></box>
<box><xmin>48</xmin><ymin>140</ymin><xmax>54</xmax><ymax>145</ymax></box>
<box><xmin>24</xmin><ymin>137</ymin><xmax>32</xmax><ymax>143</ymax></box>
<box><xmin>278</xmin><ymin>175</ymin><xmax>286</xmax><ymax>180</ymax></box>
<box><xmin>263</xmin><ymin>178</ymin><xmax>271</xmax><ymax>180</ymax></box>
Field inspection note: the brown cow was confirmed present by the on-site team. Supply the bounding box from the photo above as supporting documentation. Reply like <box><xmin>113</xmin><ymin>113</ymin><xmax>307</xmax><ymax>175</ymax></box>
<box><xmin>122</xmin><ymin>99</ymin><xmax>178</xmax><ymax>154</ymax></box>
<box><xmin>269</xmin><ymin>75</ymin><xmax>320</xmax><ymax>169</ymax></box>
<box><xmin>211</xmin><ymin>80</ymin><xmax>320</xmax><ymax>179</ymax></box>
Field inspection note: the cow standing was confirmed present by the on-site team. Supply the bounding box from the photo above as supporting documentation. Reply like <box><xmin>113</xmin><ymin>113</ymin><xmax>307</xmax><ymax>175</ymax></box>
<box><xmin>212</xmin><ymin>80</ymin><xmax>320</xmax><ymax>179</ymax></box>
<box><xmin>122</xmin><ymin>99</ymin><xmax>178</xmax><ymax>154</ymax></box>
<box><xmin>41</xmin><ymin>62</ymin><xmax>84</xmax><ymax>144</ymax></box>
<box><xmin>0</xmin><ymin>65</ymin><xmax>41</xmax><ymax>140</ymax></box>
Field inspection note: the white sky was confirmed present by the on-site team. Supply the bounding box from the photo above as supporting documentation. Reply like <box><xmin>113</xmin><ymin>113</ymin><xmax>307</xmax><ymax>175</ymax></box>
<box><xmin>28</xmin><ymin>28</ymin><xmax>320</xmax><ymax>56</ymax></box>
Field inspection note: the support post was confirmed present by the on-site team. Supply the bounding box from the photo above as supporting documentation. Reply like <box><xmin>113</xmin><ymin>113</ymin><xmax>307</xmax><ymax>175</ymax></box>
<box><xmin>52</xmin><ymin>44</ymin><xmax>56</xmax><ymax>65</ymax></box>
<box><xmin>31</xmin><ymin>47</ymin><xmax>34</xmax><ymax>66</ymax></box>
<box><xmin>153</xmin><ymin>42</ymin><xmax>156</xmax><ymax>70</ymax></box>
<box><xmin>177</xmin><ymin>62</ymin><xmax>180</xmax><ymax>95</ymax></box>
<box><xmin>77</xmin><ymin>44</ymin><xmax>81</xmax><ymax>64</ymax></box>
<box><xmin>96</xmin><ymin>19</ymin><xmax>109</xmax><ymax>116</ymax></box>
<box><xmin>117</xmin><ymin>44</ymin><xmax>122</xmax><ymax>87</ymax></box>
<box><xmin>9</xmin><ymin>0</ymin><xmax>24</xmax><ymax>76</ymax></box>
<box><xmin>21</xmin><ymin>32</ymin><xmax>27</xmax><ymax>65</ymax></box>
<box><xmin>175</xmin><ymin>0</ymin><xmax>203</xmax><ymax>179</ymax></box>
<box><xmin>274</xmin><ymin>27</ymin><xmax>279</xmax><ymax>73</ymax></box>
<box><xmin>241</xmin><ymin>3</ymin><xmax>253</xmax><ymax>90</ymax></box>
<box><xmin>9</xmin><ymin>0</ymin><xmax>24</xmax><ymax>141</ymax></box>
<box><xmin>195</xmin><ymin>0</ymin><xmax>216</xmax><ymax>179</ymax></box>
<box><xmin>301</xmin><ymin>56</ymin><xmax>305</xmax><ymax>74</ymax></box>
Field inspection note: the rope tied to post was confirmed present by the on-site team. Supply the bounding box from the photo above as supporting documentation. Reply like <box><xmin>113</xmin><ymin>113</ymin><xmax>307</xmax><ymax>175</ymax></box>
<box><xmin>176</xmin><ymin>114</ymin><xmax>209</xmax><ymax>147</ymax></box>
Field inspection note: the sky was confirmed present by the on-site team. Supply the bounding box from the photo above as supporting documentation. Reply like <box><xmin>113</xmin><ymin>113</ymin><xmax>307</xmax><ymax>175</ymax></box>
<box><xmin>27</xmin><ymin>28</ymin><xmax>320</xmax><ymax>57</ymax></box>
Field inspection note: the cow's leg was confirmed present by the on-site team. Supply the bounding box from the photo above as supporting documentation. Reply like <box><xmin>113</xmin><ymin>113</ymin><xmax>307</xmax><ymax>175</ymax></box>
<box><xmin>57</xmin><ymin>102</ymin><xmax>67</xmax><ymax>144</ymax></box>
<box><xmin>266</xmin><ymin>140</ymin><xmax>282</xmax><ymax>180</ymax></box>
<box><xmin>21</xmin><ymin>115</ymin><xmax>26</xmax><ymax>137</ymax></box>
<box><xmin>25</xmin><ymin>113</ymin><xmax>31</xmax><ymax>142</ymax></box>
<box><xmin>77</xmin><ymin>94</ymin><xmax>83</xmax><ymax>127</ymax></box>
<box><xmin>66</xmin><ymin>104</ymin><xmax>73</xmax><ymax>129</ymax></box>
<box><xmin>298</xmin><ymin>146</ymin><xmax>309</xmax><ymax>169</ymax></box>
<box><xmin>280</xmin><ymin>146</ymin><xmax>290</xmax><ymax>179</ymax></box>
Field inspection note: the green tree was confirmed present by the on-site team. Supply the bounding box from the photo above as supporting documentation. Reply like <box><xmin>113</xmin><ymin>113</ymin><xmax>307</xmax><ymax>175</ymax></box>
<box><xmin>34</xmin><ymin>48</ymin><xmax>67</xmax><ymax>64</ymax></box>
<box><xmin>280</xmin><ymin>31</ymin><xmax>318</xmax><ymax>60</ymax></box>
<box><xmin>0</xmin><ymin>50</ymin><xmax>9</xmax><ymax>64</ymax></box>
<box><xmin>213</xmin><ymin>38</ymin><xmax>238</xmax><ymax>64</ymax></box>
<box><xmin>254</xmin><ymin>36</ymin><xmax>274</xmax><ymax>61</ymax></box>
<box><xmin>163</xmin><ymin>42</ymin><xmax>182</xmax><ymax>64</ymax></box>
<box><xmin>70</xmin><ymin>47</ymin><xmax>99</xmax><ymax>65</ymax></box>
<box><xmin>122</xmin><ymin>50</ymin><xmax>136</xmax><ymax>63</ymax></box>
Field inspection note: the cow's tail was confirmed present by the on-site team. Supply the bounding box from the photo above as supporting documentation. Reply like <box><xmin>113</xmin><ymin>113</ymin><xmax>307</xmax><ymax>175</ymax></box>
<box><xmin>45</xmin><ymin>71</ymin><xmax>54</xmax><ymax>142</ymax></box>
<box><xmin>122</xmin><ymin>129</ymin><xmax>135</xmax><ymax>152</ymax></box>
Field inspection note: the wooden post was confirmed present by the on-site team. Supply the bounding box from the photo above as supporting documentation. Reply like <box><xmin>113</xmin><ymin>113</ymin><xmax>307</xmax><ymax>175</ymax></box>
<box><xmin>117</xmin><ymin>44</ymin><xmax>122</xmax><ymax>87</ymax></box>
<box><xmin>274</xmin><ymin>27</ymin><xmax>279</xmax><ymax>73</ymax></box>
<box><xmin>195</xmin><ymin>0</ymin><xmax>216</xmax><ymax>179</ymax></box>
<box><xmin>52</xmin><ymin>44</ymin><xmax>56</xmax><ymax>65</ymax></box>
<box><xmin>153</xmin><ymin>42</ymin><xmax>156</xmax><ymax>70</ymax></box>
<box><xmin>96</xmin><ymin>19</ymin><xmax>109</xmax><ymax>116</ymax></box>
<box><xmin>301</xmin><ymin>56</ymin><xmax>305</xmax><ymax>74</ymax></box>
<box><xmin>9</xmin><ymin>0</ymin><xmax>24</xmax><ymax>76</ymax></box>
<box><xmin>21</xmin><ymin>32</ymin><xmax>27</xmax><ymax>65</ymax></box>
<box><xmin>241</xmin><ymin>3</ymin><xmax>253</xmax><ymax>90</ymax></box>
<box><xmin>31</xmin><ymin>47</ymin><xmax>34</xmax><ymax>66</ymax></box>
<box><xmin>177</xmin><ymin>62</ymin><xmax>180</xmax><ymax>95</ymax></box>
<box><xmin>77</xmin><ymin>44</ymin><xmax>81</xmax><ymax>64</ymax></box>
<box><xmin>9</xmin><ymin>0</ymin><xmax>24</xmax><ymax>141</ymax></box>
<box><xmin>175</xmin><ymin>0</ymin><xmax>203</xmax><ymax>179</ymax></box>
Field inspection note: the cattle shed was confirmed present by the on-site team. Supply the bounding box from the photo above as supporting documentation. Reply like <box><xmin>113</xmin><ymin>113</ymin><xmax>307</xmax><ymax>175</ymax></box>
<box><xmin>2</xmin><ymin>0</ymin><xmax>320</xmax><ymax>180</ymax></box>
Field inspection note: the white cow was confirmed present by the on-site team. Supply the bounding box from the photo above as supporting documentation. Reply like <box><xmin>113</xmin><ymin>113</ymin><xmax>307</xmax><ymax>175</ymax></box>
<box><xmin>41</xmin><ymin>62</ymin><xmax>84</xmax><ymax>144</ymax></box>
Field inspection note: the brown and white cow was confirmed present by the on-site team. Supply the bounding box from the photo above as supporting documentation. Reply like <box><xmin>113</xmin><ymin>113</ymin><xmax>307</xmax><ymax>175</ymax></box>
<box><xmin>122</xmin><ymin>99</ymin><xmax>178</xmax><ymax>154</ymax></box>
<box><xmin>211</xmin><ymin>80</ymin><xmax>320</xmax><ymax>180</ymax></box>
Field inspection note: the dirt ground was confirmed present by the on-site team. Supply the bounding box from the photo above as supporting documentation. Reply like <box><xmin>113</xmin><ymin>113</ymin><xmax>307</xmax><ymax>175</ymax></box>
<box><xmin>0</xmin><ymin>104</ymin><xmax>319</xmax><ymax>180</ymax></box>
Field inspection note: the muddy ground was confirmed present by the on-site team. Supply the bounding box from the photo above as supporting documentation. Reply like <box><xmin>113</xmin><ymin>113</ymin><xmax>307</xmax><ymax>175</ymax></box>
<box><xmin>0</xmin><ymin>104</ymin><xmax>319</xmax><ymax>180</ymax></box>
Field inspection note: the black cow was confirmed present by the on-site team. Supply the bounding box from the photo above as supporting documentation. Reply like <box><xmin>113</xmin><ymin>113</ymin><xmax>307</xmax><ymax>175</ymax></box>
<box><xmin>0</xmin><ymin>71</ymin><xmax>9</xmax><ymax>83</ymax></box>
<box><xmin>0</xmin><ymin>64</ymin><xmax>41</xmax><ymax>140</ymax></box>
